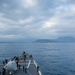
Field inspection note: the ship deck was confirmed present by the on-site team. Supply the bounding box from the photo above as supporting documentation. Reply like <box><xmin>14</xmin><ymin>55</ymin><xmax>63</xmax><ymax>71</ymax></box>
<box><xmin>0</xmin><ymin>52</ymin><xmax>40</xmax><ymax>75</ymax></box>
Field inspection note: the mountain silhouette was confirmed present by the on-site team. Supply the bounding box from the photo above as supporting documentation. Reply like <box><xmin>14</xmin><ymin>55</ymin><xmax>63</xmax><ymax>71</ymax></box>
<box><xmin>34</xmin><ymin>36</ymin><xmax>75</xmax><ymax>43</ymax></box>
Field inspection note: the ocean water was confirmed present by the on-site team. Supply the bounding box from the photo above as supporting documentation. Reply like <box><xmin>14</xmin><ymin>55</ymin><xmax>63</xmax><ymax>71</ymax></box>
<box><xmin>0</xmin><ymin>43</ymin><xmax>75</xmax><ymax>75</ymax></box>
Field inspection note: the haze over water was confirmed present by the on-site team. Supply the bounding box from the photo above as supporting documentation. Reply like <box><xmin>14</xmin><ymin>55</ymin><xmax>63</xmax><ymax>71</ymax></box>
<box><xmin>0</xmin><ymin>43</ymin><xmax>75</xmax><ymax>75</ymax></box>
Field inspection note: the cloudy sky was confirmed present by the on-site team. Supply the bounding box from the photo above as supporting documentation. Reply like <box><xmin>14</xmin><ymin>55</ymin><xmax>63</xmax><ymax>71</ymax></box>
<box><xmin>0</xmin><ymin>0</ymin><xmax>75</xmax><ymax>41</ymax></box>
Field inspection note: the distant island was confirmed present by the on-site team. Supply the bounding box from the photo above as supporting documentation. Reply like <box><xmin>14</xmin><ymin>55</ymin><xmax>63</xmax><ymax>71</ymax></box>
<box><xmin>34</xmin><ymin>36</ymin><xmax>75</xmax><ymax>43</ymax></box>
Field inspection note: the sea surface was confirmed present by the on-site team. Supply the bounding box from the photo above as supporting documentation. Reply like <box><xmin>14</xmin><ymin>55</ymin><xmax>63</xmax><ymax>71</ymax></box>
<box><xmin>0</xmin><ymin>43</ymin><xmax>75</xmax><ymax>75</ymax></box>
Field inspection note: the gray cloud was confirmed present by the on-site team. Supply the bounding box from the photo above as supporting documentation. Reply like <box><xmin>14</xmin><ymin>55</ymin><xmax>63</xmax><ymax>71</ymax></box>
<box><xmin>0</xmin><ymin>0</ymin><xmax>75</xmax><ymax>41</ymax></box>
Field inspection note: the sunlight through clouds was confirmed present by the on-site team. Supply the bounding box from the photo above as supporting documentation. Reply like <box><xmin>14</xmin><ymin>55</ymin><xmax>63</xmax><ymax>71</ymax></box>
<box><xmin>42</xmin><ymin>16</ymin><xmax>59</xmax><ymax>28</ymax></box>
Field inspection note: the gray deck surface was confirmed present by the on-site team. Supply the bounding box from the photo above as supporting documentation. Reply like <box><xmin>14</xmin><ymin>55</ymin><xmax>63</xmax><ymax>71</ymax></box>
<box><xmin>0</xmin><ymin>53</ymin><xmax>39</xmax><ymax>75</ymax></box>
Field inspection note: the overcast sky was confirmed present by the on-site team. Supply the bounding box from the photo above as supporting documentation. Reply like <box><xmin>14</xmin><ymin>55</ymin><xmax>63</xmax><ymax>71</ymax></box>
<box><xmin>0</xmin><ymin>0</ymin><xmax>75</xmax><ymax>41</ymax></box>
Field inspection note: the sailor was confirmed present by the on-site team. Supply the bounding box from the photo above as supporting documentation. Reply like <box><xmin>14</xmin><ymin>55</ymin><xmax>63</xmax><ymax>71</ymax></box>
<box><xmin>0</xmin><ymin>71</ymin><xmax>1</xmax><ymax>75</ymax></box>
<box><xmin>2</xmin><ymin>68</ymin><xmax>6</xmax><ymax>75</ymax></box>
<box><xmin>23</xmin><ymin>52</ymin><xmax>26</xmax><ymax>58</ymax></box>
<box><xmin>24</xmin><ymin>54</ymin><xmax>26</xmax><ymax>61</ymax></box>
<box><xmin>23</xmin><ymin>66</ymin><xmax>24</xmax><ymax>71</ymax></box>
<box><xmin>18</xmin><ymin>64</ymin><xmax>20</xmax><ymax>69</ymax></box>
<box><xmin>30</xmin><ymin>55</ymin><xmax>32</xmax><ymax>58</ymax></box>
<box><xmin>23</xmin><ymin>51</ymin><xmax>25</xmax><ymax>55</ymax></box>
<box><xmin>16</xmin><ymin>61</ymin><xmax>19</xmax><ymax>68</ymax></box>
<box><xmin>25</xmin><ymin>68</ymin><xmax>27</xmax><ymax>73</ymax></box>
<box><xmin>16</xmin><ymin>57</ymin><xmax>19</xmax><ymax>62</ymax></box>
<box><xmin>37</xmin><ymin>66</ymin><xmax>39</xmax><ymax>72</ymax></box>
<box><xmin>5</xmin><ymin>59</ymin><xmax>8</xmax><ymax>64</ymax></box>
<box><xmin>23</xmin><ymin>52</ymin><xmax>26</xmax><ymax>61</ymax></box>
<box><xmin>14</xmin><ymin>56</ymin><xmax>16</xmax><ymax>60</ymax></box>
